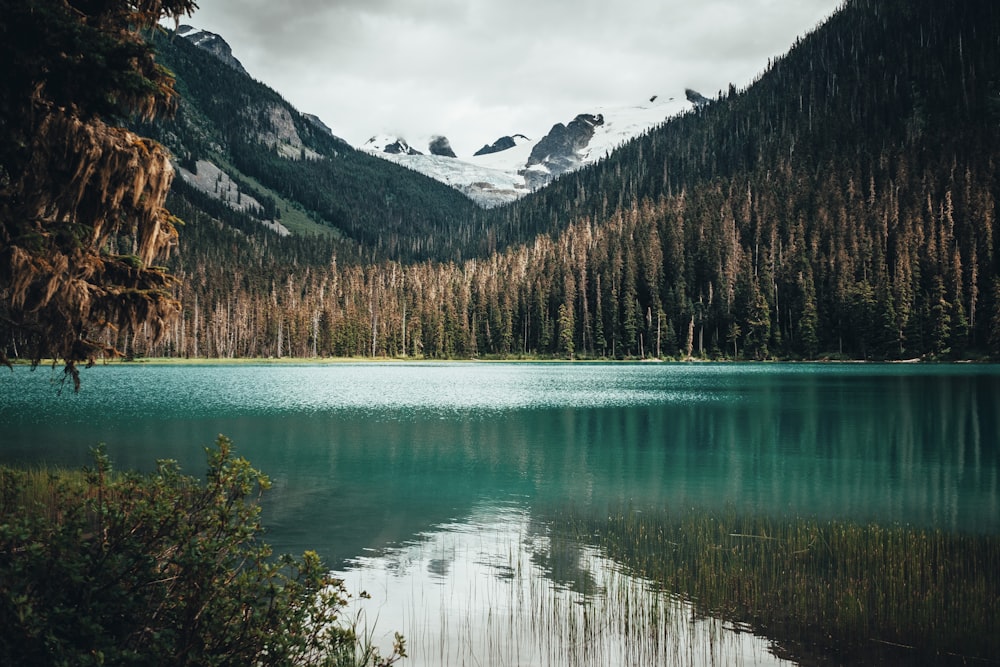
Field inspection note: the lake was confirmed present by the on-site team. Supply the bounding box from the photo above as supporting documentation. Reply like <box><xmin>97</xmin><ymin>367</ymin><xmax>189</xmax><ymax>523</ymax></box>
<box><xmin>2</xmin><ymin>362</ymin><xmax>998</xmax><ymax>664</ymax></box>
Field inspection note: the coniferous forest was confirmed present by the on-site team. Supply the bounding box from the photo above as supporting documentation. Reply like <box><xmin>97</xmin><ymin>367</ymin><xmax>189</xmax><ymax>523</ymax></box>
<box><xmin>47</xmin><ymin>0</ymin><xmax>1000</xmax><ymax>361</ymax></box>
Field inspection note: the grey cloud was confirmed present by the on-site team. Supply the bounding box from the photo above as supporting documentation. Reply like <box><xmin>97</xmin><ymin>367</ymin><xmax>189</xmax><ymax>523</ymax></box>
<box><xmin>184</xmin><ymin>0</ymin><xmax>841</xmax><ymax>155</ymax></box>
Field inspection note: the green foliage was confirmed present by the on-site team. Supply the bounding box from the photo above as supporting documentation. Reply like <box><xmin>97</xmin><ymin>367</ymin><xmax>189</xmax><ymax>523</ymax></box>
<box><xmin>0</xmin><ymin>437</ymin><xmax>405</xmax><ymax>667</ymax></box>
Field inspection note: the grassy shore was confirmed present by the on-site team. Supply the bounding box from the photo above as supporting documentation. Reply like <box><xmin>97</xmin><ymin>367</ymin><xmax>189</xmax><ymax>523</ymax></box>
<box><xmin>554</xmin><ymin>505</ymin><xmax>1000</xmax><ymax>665</ymax></box>
<box><xmin>12</xmin><ymin>353</ymin><xmax>995</xmax><ymax>367</ymax></box>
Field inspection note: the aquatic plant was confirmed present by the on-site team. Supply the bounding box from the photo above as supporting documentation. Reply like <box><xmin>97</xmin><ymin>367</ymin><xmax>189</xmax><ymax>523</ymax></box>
<box><xmin>557</xmin><ymin>505</ymin><xmax>1000</xmax><ymax>663</ymax></box>
<box><xmin>336</xmin><ymin>505</ymin><xmax>784</xmax><ymax>666</ymax></box>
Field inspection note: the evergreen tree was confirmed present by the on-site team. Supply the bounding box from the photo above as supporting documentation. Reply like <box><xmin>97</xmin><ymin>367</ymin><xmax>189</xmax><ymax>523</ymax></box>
<box><xmin>557</xmin><ymin>303</ymin><xmax>575</xmax><ymax>359</ymax></box>
<box><xmin>799</xmin><ymin>274</ymin><xmax>820</xmax><ymax>358</ymax></box>
<box><xmin>0</xmin><ymin>0</ymin><xmax>196</xmax><ymax>386</ymax></box>
<box><xmin>990</xmin><ymin>278</ymin><xmax>1000</xmax><ymax>356</ymax></box>
<box><xmin>929</xmin><ymin>276</ymin><xmax>952</xmax><ymax>357</ymax></box>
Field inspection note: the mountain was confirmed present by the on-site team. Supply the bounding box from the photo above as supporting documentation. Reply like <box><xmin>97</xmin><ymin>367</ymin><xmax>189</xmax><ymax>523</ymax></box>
<box><xmin>175</xmin><ymin>23</ymin><xmax>692</xmax><ymax>209</ymax></box>
<box><xmin>144</xmin><ymin>27</ymin><xmax>478</xmax><ymax>261</ymax></box>
<box><xmin>362</xmin><ymin>96</ymin><xmax>691</xmax><ymax>207</ymax></box>
<box><xmin>474</xmin><ymin>135</ymin><xmax>528</xmax><ymax>156</ymax></box>
<box><xmin>176</xmin><ymin>25</ymin><xmax>249</xmax><ymax>77</ymax></box>
<box><xmin>114</xmin><ymin>0</ymin><xmax>1000</xmax><ymax>367</ymax></box>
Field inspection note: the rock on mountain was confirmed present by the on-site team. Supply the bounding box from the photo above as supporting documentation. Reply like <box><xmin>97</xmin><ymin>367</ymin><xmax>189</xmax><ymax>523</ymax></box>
<box><xmin>303</xmin><ymin>113</ymin><xmax>342</xmax><ymax>142</ymax></box>
<box><xmin>523</xmin><ymin>113</ymin><xmax>605</xmax><ymax>189</ymax></box>
<box><xmin>429</xmin><ymin>136</ymin><xmax>457</xmax><ymax>158</ymax></box>
<box><xmin>177</xmin><ymin>25</ymin><xmax>249</xmax><ymax>77</ymax></box>
<box><xmin>685</xmin><ymin>88</ymin><xmax>711</xmax><ymax>107</ymax></box>
<box><xmin>474</xmin><ymin>134</ymin><xmax>530</xmax><ymax>156</ymax></box>
<box><xmin>363</xmin><ymin>96</ymin><xmax>693</xmax><ymax>207</ymax></box>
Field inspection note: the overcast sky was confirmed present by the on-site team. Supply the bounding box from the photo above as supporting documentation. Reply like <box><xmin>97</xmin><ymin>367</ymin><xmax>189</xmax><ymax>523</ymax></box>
<box><xmin>182</xmin><ymin>0</ymin><xmax>842</xmax><ymax>157</ymax></box>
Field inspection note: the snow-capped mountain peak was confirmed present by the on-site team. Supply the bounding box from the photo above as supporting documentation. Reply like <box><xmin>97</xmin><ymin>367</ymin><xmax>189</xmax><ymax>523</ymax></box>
<box><xmin>362</xmin><ymin>94</ymin><xmax>693</xmax><ymax>207</ymax></box>
<box><xmin>364</xmin><ymin>134</ymin><xmax>422</xmax><ymax>156</ymax></box>
<box><xmin>362</xmin><ymin>134</ymin><xmax>459</xmax><ymax>158</ymax></box>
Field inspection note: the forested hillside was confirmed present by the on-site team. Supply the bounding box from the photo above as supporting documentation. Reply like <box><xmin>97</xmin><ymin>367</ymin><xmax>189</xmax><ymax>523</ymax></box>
<box><xmin>119</xmin><ymin>0</ymin><xmax>1000</xmax><ymax>361</ymax></box>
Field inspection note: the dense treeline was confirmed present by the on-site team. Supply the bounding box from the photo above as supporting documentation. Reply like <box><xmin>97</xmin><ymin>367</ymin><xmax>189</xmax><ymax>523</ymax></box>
<box><xmin>101</xmin><ymin>0</ymin><xmax>997</xmax><ymax>362</ymax></box>
<box><xmin>127</xmin><ymin>139</ymin><xmax>998</xmax><ymax>360</ymax></box>
<box><xmin>7</xmin><ymin>0</ymin><xmax>998</xmax><ymax>362</ymax></box>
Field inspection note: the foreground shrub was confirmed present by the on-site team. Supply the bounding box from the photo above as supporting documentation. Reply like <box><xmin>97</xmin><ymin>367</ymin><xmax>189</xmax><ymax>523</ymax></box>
<box><xmin>0</xmin><ymin>436</ymin><xmax>404</xmax><ymax>666</ymax></box>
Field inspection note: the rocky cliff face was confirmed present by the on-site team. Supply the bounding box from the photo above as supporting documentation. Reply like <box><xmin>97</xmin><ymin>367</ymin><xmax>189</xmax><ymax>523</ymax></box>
<box><xmin>523</xmin><ymin>113</ymin><xmax>605</xmax><ymax>188</ymax></box>
<box><xmin>685</xmin><ymin>88</ymin><xmax>711</xmax><ymax>107</ymax></box>
<box><xmin>474</xmin><ymin>134</ymin><xmax>530</xmax><ymax>156</ymax></box>
<box><xmin>382</xmin><ymin>138</ymin><xmax>421</xmax><ymax>155</ymax></box>
<box><xmin>429</xmin><ymin>136</ymin><xmax>457</xmax><ymax>158</ymax></box>
<box><xmin>256</xmin><ymin>105</ymin><xmax>322</xmax><ymax>160</ymax></box>
<box><xmin>177</xmin><ymin>25</ymin><xmax>250</xmax><ymax>77</ymax></box>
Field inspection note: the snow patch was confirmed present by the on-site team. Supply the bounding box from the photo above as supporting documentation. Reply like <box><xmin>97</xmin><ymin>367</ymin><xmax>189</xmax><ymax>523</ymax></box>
<box><xmin>361</xmin><ymin>94</ymin><xmax>693</xmax><ymax>207</ymax></box>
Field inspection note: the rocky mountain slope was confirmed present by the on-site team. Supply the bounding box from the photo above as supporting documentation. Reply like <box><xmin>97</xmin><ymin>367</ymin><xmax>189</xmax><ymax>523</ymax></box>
<box><xmin>176</xmin><ymin>25</ymin><xmax>249</xmax><ymax>77</ymax></box>
<box><xmin>176</xmin><ymin>24</ymin><xmax>701</xmax><ymax>209</ymax></box>
<box><xmin>361</xmin><ymin>95</ymin><xmax>694</xmax><ymax>207</ymax></box>
<box><xmin>146</xmin><ymin>27</ymin><xmax>479</xmax><ymax>261</ymax></box>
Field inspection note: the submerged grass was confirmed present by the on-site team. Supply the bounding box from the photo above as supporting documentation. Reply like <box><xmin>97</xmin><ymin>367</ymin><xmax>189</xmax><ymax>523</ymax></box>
<box><xmin>555</xmin><ymin>505</ymin><xmax>1000</xmax><ymax>664</ymax></box>
<box><xmin>346</xmin><ymin>506</ymin><xmax>784</xmax><ymax>666</ymax></box>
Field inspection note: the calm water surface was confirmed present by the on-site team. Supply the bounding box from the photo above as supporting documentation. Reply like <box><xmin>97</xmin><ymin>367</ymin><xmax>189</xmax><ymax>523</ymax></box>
<box><xmin>2</xmin><ymin>362</ymin><xmax>998</xmax><ymax>664</ymax></box>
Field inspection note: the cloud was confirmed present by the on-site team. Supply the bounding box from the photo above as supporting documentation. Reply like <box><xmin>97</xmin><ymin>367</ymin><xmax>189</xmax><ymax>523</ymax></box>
<box><xmin>184</xmin><ymin>0</ymin><xmax>841</xmax><ymax>156</ymax></box>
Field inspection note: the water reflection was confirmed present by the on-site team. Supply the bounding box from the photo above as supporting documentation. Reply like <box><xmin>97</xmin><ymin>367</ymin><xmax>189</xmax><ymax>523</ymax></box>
<box><xmin>336</xmin><ymin>502</ymin><xmax>791</xmax><ymax>667</ymax></box>
<box><xmin>1</xmin><ymin>363</ymin><xmax>998</xmax><ymax>563</ymax></box>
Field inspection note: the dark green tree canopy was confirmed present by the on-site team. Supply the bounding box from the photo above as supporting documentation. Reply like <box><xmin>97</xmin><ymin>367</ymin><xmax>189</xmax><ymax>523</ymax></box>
<box><xmin>0</xmin><ymin>0</ymin><xmax>197</xmax><ymax>386</ymax></box>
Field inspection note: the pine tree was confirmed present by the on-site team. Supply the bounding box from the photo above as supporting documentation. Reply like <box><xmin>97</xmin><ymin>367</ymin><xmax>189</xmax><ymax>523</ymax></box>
<box><xmin>0</xmin><ymin>0</ymin><xmax>196</xmax><ymax>387</ymax></box>
<box><xmin>990</xmin><ymin>278</ymin><xmax>1000</xmax><ymax>355</ymax></box>
<box><xmin>557</xmin><ymin>303</ymin><xmax>575</xmax><ymax>359</ymax></box>
<box><xmin>799</xmin><ymin>273</ymin><xmax>820</xmax><ymax>358</ymax></box>
<box><xmin>929</xmin><ymin>276</ymin><xmax>952</xmax><ymax>357</ymax></box>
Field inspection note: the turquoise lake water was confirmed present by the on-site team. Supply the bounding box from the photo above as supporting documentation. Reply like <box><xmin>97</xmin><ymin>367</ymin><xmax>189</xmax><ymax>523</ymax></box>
<box><xmin>2</xmin><ymin>362</ymin><xmax>997</xmax><ymax>664</ymax></box>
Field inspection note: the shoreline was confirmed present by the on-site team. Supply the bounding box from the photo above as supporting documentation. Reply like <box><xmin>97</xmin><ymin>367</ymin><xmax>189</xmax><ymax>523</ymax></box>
<box><xmin>7</xmin><ymin>355</ymin><xmax>996</xmax><ymax>367</ymax></box>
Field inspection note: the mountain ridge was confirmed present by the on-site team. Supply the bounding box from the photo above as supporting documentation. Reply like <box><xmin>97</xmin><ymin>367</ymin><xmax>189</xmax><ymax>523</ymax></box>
<box><xmin>176</xmin><ymin>25</ymin><xmax>694</xmax><ymax>207</ymax></box>
<box><xmin>119</xmin><ymin>0</ymin><xmax>1000</xmax><ymax>366</ymax></box>
<box><xmin>359</xmin><ymin>96</ymin><xmax>691</xmax><ymax>206</ymax></box>
<box><xmin>147</xmin><ymin>26</ymin><xmax>479</xmax><ymax>260</ymax></box>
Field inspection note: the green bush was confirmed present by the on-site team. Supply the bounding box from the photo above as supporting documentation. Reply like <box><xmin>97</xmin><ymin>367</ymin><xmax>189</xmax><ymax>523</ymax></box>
<box><xmin>0</xmin><ymin>436</ymin><xmax>404</xmax><ymax>666</ymax></box>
